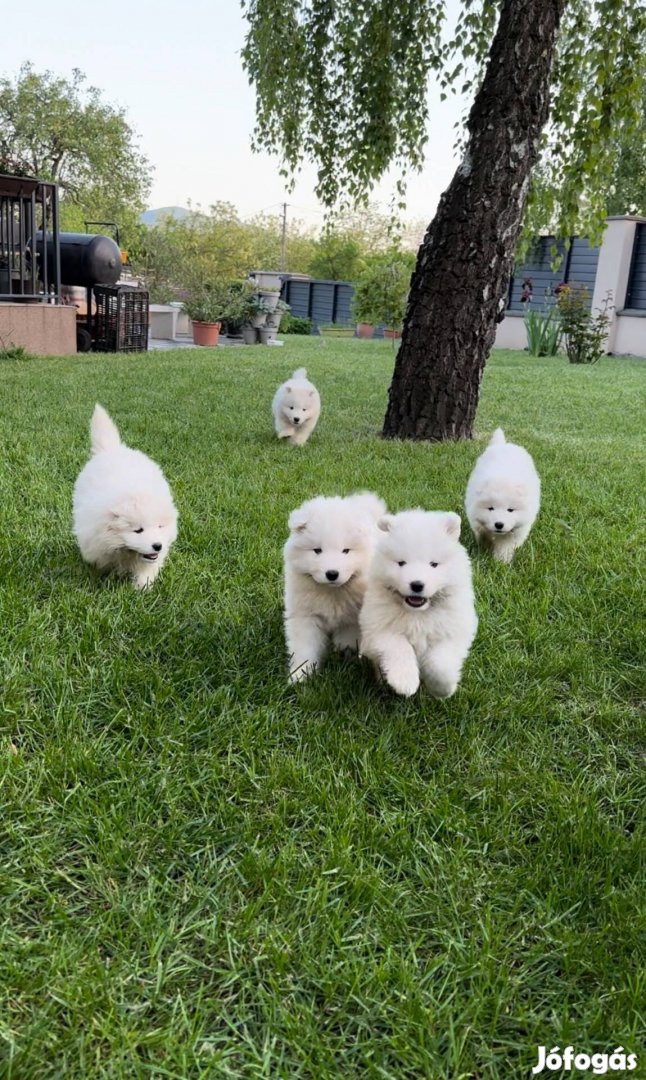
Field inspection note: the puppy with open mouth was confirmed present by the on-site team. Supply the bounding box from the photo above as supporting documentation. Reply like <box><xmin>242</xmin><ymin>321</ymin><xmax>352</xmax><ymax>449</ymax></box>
<box><xmin>73</xmin><ymin>404</ymin><xmax>178</xmax><ymax>590</ymax></box>
<box><xmin>360</xmin><ymin>509</ymin><xmax>478</xmax><ymax>698</ymax></box>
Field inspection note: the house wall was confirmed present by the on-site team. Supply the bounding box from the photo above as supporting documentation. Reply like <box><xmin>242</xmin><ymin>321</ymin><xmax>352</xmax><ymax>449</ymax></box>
<box><xmin>495</xmin><ymin>216</ymin><xmax>646</xmax><ymax>358</ymax></box>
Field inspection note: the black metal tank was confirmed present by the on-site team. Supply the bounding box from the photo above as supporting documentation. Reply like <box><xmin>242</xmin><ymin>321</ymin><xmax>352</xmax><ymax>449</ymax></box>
<box><xmin>37</xmin><ymin>232</ymin><xmax>122</xmax><ymax>287</ymax></box>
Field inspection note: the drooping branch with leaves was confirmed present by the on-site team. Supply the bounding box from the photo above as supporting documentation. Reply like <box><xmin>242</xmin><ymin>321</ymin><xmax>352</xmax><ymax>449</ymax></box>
<box><xmin>242</xmin><ymin>0</ymin><xmax>646</xmax><ymax>440</ymax></box>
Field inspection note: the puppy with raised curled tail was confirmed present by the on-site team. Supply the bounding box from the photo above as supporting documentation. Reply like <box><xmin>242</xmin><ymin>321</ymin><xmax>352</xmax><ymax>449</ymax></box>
<box><xmin>465</xmin><ymin>428</ymin><xmax>540</xmax><ymax>563</ymax></box>
<box><xmin>359</xmin><ymin>510</ymin><xmax>478</xmax><ymax>698</ymax></box>
<box><xmin>272</xmin><ymin>367</ymin><xmax>321</xmax><ymax>445</ymax></box>
<box><xmin>284</xmin><ymin>491</ymin><xmax>386</xmax><ymax>682</ymax></box>
<box><xmin>73</xmin><ymin>404</ymin><xmax>178</xmax><ymax>589</ymax></box>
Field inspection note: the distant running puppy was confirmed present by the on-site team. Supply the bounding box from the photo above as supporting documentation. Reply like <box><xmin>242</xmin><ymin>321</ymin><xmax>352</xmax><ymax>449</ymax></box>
<box><xmin>284</xmin><ymin>491</ymin><xmax>386</xmax><ymax>682</ymax></box>
<box><xmin>272</xmin><ymin>367</ymin><xmax>321</xmax><ymax>445</ymax></box>
<box><xmin>73</xmin><ymin>404</ymin><xmax>178</xmax><ymax>589</ymax></box>
<box><xmin>360</xmin><ymin>510</ymin><xmax>478</xmax><ymax>698</ymax></box>
<box><xmin>465</xmin><ymin>428</ymin><xmax>540</xmax><ymax>563</ymax></box>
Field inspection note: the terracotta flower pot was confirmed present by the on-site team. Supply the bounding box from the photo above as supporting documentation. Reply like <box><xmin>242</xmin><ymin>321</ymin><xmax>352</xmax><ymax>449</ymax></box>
<box><xmin>356</xmin><ymin>322</ymin><xmax>375</xmax><ymax>339</ymax></box>
<box><xmin>191</xmin><ymin>320</ymin><xmax>221</xmax><ymax>346</ymax></box>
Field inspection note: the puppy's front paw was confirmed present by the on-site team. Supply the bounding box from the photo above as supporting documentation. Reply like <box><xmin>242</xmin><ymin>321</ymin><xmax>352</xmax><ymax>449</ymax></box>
<box><xmin>133</xmin><ymin>573</ymin><xmax>156</xmax><ymax>590</ymax></box>
<box><xmin>289</xmin><ymin>660</ymin><xmax>318</xmax><ymax>684</ymax></box>
<box><xmin>492</xmin><ymin>544</ymin><xmax>515</xmax><ymax>564</ymax></box>
<box><xmin>426</xmin><ymin>677</ymin><xmax>459</xmax><ymax>699</ymax></box>
<box><xmin>333</xmin><ymin>627</ymin><xmax>359</xmax><ymax>653</ymax></box>
<box><xmin>384</xmin><ymin>665</ymin><xmax>420</xmax><ymax>698</ymax></box>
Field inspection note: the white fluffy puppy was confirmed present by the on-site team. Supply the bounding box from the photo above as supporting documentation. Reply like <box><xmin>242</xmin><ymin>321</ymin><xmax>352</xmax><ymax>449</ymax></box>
<box><xmin>360</xmin><ymin>510</ymin><xmax>478</xmax><ymax>699</ymax></box>
<box><xmin>465</xmin><ymin>428</ymin><xmax>540</xmax><ymax>563</ymax></box>
<box><xmin>73</xmin><ymin>404</ymin><xmax>178</xmax><ymax>589</ymax></box>
<box><xmin>284</xmin><ymin>491</ymin><xmax>386</xmax><ymax>682</ymax></box>
<box><xmin>272</xmin><ymin>367</ymin><xmax>321</xmax><ymax>445</ymax></box>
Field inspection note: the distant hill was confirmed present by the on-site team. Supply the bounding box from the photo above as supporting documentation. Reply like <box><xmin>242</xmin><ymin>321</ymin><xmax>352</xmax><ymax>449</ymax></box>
<box><xmin>140</xmin><ymin>206</ymin><xmax>191</xmax><ymax>226</ymax></box>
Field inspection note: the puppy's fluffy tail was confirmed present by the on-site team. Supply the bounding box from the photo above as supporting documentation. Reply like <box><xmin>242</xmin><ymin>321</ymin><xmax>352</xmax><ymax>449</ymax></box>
<box><xmin>292</xmin><ymin>367</ymin><xmax>308</xmax><ymax>380</ymax></box>
<box><xmin>90</xmin><ymin>403</ymin><xmax>121</xmax><ymax>454</ymax></box>
<box><xmin>489</xmin><ymin>427</ymin><xmax>506</xmax><ymax>446</ymax></box>
<box><xmin>347</xmin><ymin>491</ymin><xmax>387</xmax><ymax>522</ymax></box>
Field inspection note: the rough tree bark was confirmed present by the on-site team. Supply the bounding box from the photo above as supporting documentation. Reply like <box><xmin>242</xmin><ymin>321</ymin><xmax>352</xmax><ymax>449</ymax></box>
<box><xmin>383</xmin><ymin>0</ymin><xmax>568</xmax><ymax>441</ymax></box>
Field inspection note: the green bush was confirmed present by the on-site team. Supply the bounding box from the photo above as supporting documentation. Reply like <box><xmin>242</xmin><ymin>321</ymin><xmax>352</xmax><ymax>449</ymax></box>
<box><xmin>280</xmin><ymin>314</ymin><xmax>312</xmax><ymax>335</ymax></box>
<box><xmin>556</xmin><ymin>286</ymin><xmax>612</xmax><ymax>364</ymax></box>
<box><xmin>351</xmin><ymin>254</ymin><xmax>413</xmax><ymax>329</ymax></box>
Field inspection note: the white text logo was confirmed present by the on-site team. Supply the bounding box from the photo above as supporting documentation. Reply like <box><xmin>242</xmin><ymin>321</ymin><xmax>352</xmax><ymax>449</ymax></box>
<box><xmin>532</xmin><ymin>1047</ymin><xmax>637</xmax><ymax>1075</ymax></box>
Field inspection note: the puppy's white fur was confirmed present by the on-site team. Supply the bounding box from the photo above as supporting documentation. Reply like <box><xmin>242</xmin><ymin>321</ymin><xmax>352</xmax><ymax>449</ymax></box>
<box><xmin>360</xmin><ymin>510</ymin><xmax>478</xmax><ymax>698</ymax></box>
<box><xmin>465</xmin><ymin>428</ymin><xmax>540</xmax><ymax>563</ymax></box>
<box><xmin>73</xmin><ymin>404</ymin><xmax>178</xmax><ymax>589</ymax></box>
<box><xmin>272</xmin><ymin>367</ymin><xmax>321</xmax><ymax>445</ymax></box>
<box><xmin>284</xmin><ymin>492</ymin><xmax>386</xmax><ymax>682</ymax></box>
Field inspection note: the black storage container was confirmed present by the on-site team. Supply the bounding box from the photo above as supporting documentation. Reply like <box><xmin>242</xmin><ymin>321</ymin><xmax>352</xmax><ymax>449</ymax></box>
<box><xmin>37</xmin><ymin>232</ymin><xmax>121</xmax><ymax>287</ymax></box>
<box><xmin>93</xmin><ymin>285</ymin><xmax>149</xmax><ymax>353</ymax></box>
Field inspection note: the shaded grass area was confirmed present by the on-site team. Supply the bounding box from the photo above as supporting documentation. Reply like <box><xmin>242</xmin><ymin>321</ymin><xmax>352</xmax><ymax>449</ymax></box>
<box><xmin>0</xmin><ymin>339</ymin><xmax>644</xmax><ymax>1078</ymax></box>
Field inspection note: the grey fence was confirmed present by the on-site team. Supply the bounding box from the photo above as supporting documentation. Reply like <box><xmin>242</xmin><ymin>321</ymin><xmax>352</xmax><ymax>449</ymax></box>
<box><xmin>281</xmin><ymin>278</ymin><xmax>354</xmax><ymax>325</ymax></box>
<box><xmin>281</xmin><ymin>235</ymin><xmax>603</xmax><ymax>330</ymax></box>
<box><xmin>507</xmin><ymin>236</ymin><xmax>600</xmax><ymax>311</ymax></box>
<box><xmin>625</xmin><ymin>224</ymin><xmax>646</xmax><ymax>310</ymax></box>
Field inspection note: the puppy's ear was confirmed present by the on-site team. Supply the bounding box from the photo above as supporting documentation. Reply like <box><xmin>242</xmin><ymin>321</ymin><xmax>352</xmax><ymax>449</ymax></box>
<box><xmin>309</xmin><ymin>390</ymin><xmax>315</xmax><ymax>397</ymax></box>
<box><xmin>378</xmin><ymin>514</ymin><xmax>395</xmax><ymax>533</ymax></box>
<box><xmin>285</xmin><ymin>384</ymin><xmax>292</xmax><ymax>393</ymax></box>
<box><xmin>288</xmin><ymin>507</ymin><xmax>309</xmax><ymax>532</ymax></box>
<box><xmin>444</xmin><ymin>512</ymin><xmax>461</xmax><ymax>539</ymax></box>
<box><xmin>514</xmin><ymin>483</ymin><xmax>528</xmax><ymax>498</ymax></box>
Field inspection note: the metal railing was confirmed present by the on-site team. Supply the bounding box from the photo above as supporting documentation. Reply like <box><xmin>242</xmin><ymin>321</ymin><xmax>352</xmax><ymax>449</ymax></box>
<box><xmin>0</xmin><ymin>174</ymin><xmax>61</xmax><ymax>302</ymax></box>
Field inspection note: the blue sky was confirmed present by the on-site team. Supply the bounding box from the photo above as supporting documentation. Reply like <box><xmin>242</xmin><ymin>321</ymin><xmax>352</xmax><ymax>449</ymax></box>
<box><xmin>2</xmin><ymin>0</ymin><xmax>466</xmax><ymax>225</ymax></box>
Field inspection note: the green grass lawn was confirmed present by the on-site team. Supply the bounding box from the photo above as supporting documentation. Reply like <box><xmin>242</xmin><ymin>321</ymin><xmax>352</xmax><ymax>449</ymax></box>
<box><xmin>1</xmin><ymin>339</ymin><xmax>644</xmax><ymax>1079</ymax></box>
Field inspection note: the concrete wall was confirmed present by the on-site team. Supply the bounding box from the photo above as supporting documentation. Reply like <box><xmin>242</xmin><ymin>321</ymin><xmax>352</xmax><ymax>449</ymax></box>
<box><xmin>0</xmin><ymin>303</ymin><xmax>76</xmax><ymax>356</ymax></box>
<box><xmin>613</xmin><ymin>313</ymin><xmax>646</xmax><ymax>356</ymax></box>
<box><xmin>494</xmin><ymin>313</ymin><xmax>527</xmax><ymax>350</ymax></box>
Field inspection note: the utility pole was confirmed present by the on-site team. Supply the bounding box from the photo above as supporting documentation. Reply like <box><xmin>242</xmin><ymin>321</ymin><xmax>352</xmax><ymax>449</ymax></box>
<box><xmin>280</xmin><ymin>202</ymin><xmax>287</xmax><ymax>272</ymax></box>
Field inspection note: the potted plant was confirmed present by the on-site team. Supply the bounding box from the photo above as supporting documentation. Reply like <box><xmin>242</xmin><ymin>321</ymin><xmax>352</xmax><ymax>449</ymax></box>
<box><xmin>246</xmin><ymin>295</ymin><xmax>270</xmax><ymax>329</ymax></box>
<box><xmin>351</xmin><ymin>277</ymin><xmax>377</xmax><ymax>337</ymax></box>
<box><xmin>219</xmin><ymin>282</ymin><xmax>255</xmax><ymax>339</ymax></box>
<box><xmin>238</xmin><ymin>292</ymin><xmax>270</xmax><ymax>343</ymax></box>
<box><xmin>257</xmin><ymin>283</ymin><xmax>281</xmax><ymax>313</ymax></box>
<box><xmin>184</xmin><ymin>285</ymin><xmax>227</xmax><ymax>346</ymax></box>
<box><xmin>265</xmin><ymin>298</ymin><xmax>290</xmax><ymax>330</ymax></box>
<box><xmin>352</xmin><ymin>255</ymin><xmax>412</xmax><ymax>343</ymax></box>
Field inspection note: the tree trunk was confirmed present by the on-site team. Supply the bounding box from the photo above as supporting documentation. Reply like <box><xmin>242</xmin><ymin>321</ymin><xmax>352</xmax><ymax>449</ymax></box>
<box><xmin>383</xmin><ymin>0</ymin><xmax>567</xmax><ymax>441</ymax></box>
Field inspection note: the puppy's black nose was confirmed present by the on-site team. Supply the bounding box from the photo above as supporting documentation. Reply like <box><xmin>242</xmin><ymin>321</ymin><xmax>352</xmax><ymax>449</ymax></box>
<box><xmin>326</xmin><ymin>569</ymin><xmax>339</xmax><ymax>581</ymax></box>
<box><xmin>410</xmin><ymin>580</ymin><xmax>424</xmax><ymax>593</ymax></box>
<box><xmin>293</xmin><ymin>416</ymin><xmax>300</xmax><ymax>423</ymax></box>
<box><xmin>152</xmin><ymin>542</ymin><xmax>162</xmax><ymax>551</ymax></box>
<box><xmin>494</xmin><ymin>522</ymin><xmax>504</xmax><ymax>531</ymax></box>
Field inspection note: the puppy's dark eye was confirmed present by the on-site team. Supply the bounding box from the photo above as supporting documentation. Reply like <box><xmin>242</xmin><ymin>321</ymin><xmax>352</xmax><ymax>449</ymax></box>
<box><xmin>342</xmin><ymin>548</ymin><xmax>350</xmax><ymax>554</ymax></box>
<box><xmin>430</xmin><ymin>562</ymin><xmax>438</xmax><ymax>568</ymax></box>
<box><xmin>313</xmin><ymin>548</ymin><xmax>322</xmax><ymax>554</ymax></box>
<box><xmin>488</xmin><ymin>507</ymin><xmax>494</xmax><ymax>512</ymax></box>
<box><xmin>397</xmin><ymin>560</ymin><xmax>406</xmax><ymax>567</ymax></box>
<box><xmin>289</xmin><ymin>406</ymin><xmax>294</xmax><ymax>410</ymax></box>
<box><xmin>507</xmin><ymin>508</ymin><xmax>514</xmax><ymax>513</ymax></box>
<box><xmin>134</xmin><ymin>528</ymin><xmax>144</xmax><ymax>534</ymax></box>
